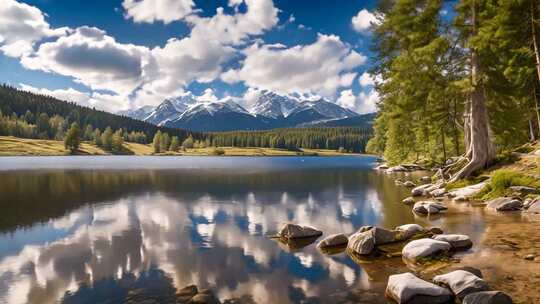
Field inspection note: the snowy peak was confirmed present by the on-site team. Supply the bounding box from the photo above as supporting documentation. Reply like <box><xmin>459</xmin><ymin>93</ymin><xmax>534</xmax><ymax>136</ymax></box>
<box><xmin>289</xmin><ymin>98</ymin><xmax>359</xmax><ymax>119</ymax></box>
<box><xmin>117</xmin><ymin>105</ymin><xmax>155</xmax><ymax>121</ymax></box>
<box><xmin>250</xmin><ymin>90</ymin><xmax>298</xmax><ymax>119</ymax></box>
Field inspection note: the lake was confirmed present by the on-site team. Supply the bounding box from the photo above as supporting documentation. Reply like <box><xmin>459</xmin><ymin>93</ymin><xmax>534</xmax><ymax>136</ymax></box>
<box><xmin>0</xmin><ymin>156</ymin><xmax>513</xmax><ymax>303</ymax></box>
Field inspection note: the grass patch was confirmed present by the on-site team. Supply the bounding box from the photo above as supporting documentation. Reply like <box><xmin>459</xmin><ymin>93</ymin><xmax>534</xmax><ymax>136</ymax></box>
<box><xmin>474</xmin><ymin>169</ymin><xmax>540</xmax><ymax>200</ymax></box>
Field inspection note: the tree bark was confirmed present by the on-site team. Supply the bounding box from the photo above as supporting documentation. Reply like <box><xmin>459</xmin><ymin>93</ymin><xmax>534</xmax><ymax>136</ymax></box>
<box><xmin>450</xmin><ymin>0</ymin><xmax>495</xmax><ymax>181</ymax></box>
<box><xmin>535</xmin><ymin>87</ymin><xmax>540</xmax><ymax>136</ymax></box>
<box><xmin>532</xmin><ymin>2</ymin><xmax>540</xmax><ymax>84</ymax></box>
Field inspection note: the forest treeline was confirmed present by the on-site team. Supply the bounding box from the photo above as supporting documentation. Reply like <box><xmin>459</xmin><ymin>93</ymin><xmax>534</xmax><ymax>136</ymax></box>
<box><xmin>367</xmin><ymin>0</ymin><xmax>540</xmax><ymax>178</ymax></box>
<box><xmin>0</xmin><ymin>85</ymin><xmax>372</xmax><ymax>153</ymax></box>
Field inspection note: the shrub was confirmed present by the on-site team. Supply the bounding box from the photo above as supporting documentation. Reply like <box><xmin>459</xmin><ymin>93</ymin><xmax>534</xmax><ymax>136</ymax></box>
<box><xmin>211</xmin><ymin>147</ymin><xmax>225</xmax><ymax>156</ymax></box>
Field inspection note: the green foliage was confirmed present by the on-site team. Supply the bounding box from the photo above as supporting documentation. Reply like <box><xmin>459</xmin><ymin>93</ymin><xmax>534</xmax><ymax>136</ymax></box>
<box><xmin>101</xmin><ymin>127</ymin><xmax>113</xmax><ymax>151</ymax></box>
<box><xmin>112</xmin><ymin>129</ymin><xmax>124</xmax><ymax>153</ymax></box>
<box><xmin>152</xmin><ymin>130</ymin><xmax>162</xmax><ymax>153</ymax></box>
<box><xmin>475</xmin><ymin>169</ymin><xmax>540</xmax><ymax>200</ymax></box>
<box><xmin>64</xmin><ymin>122</ymin><xmax>81</xmax><ymax>153</ymax></box>
<box><xmin>169</xmin><ymin>136</ymin><xmax>179</xmax><ymax>152</ymax></box>
<box><xmin>160</xmin><ymin>132</ymin><xmax>170</xmax><ymax>152</ymax></box>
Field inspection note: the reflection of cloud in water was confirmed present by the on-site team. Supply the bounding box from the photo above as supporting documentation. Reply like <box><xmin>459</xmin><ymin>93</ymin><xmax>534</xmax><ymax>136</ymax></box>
<box><xmin>0</xmin><ymin>178</ymin><xmax>403</xmax><ymax>304</ymax></box>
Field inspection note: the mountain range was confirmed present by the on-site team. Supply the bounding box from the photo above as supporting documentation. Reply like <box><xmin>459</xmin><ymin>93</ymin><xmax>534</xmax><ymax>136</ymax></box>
<box><xmin>119</xmin><ymin>91</ymin><xmax>374</xmax><ymax>132</ymax></box>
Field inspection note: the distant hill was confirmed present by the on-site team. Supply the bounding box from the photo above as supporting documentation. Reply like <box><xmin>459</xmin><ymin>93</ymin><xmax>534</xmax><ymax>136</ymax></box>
<box><xmin>306</xmin><ymin>113</ymin><xmax>376</xmax><ymax>128</ymax></box>
<box><xmin>0</xmin><ymin>85</ymin><xmax>201</xmax><ymax>140</ymax></box>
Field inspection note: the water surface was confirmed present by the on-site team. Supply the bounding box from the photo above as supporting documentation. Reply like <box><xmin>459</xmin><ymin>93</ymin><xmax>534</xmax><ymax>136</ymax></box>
<box><xmin>0</xmin><ymin>156</ymin><xmax>499</xmax><ymax>303</ymax></box>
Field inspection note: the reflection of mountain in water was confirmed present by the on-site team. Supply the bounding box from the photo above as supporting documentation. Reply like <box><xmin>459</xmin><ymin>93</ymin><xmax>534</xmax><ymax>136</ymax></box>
<box><xmin>0</xmin><ymin>167</ymin><xmax>413</xmax><ymax>304</ymax></box>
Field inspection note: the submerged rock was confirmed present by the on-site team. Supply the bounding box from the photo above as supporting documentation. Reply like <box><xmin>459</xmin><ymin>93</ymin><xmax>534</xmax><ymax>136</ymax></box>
<box><xmin>348</xmin><ymin>227</ymin><xmax>398</xmax><ymax>255</ymax></box>
<box><xmin>413</xmin><ymin>201</ymin><xmax>447</xmax><ymax>215</ymax></box>
<box><xmin>402</xmin><ymin>238</ymin><xmax>451</xmax><ymax>261</ymax></box>
<box><xmin>430</xmin><ymin>188</ymin><xmax>447</xmax><ymax>197</ymax></box>
<box><xmin>453</xmin><ymin>195</ymin><xmax>469</xmax><ymax>203</ymax></box>
<box><xmin>433</xmin><ymin>234</ymin><xmax>473</xmax><ymax>250</ymax></box>
<box><xmin>317</xmin><ymin>233</ymin><xmax>348</xmax><ymax>249</ymax></box>
<box><xmin>433</xmin><ymin>270</ymin><xmax>489</xmax><ymax>300</ymax></box>
<box><xmin>395</xmin><ymin>224</ymin><xmax>425</xmax><ymax>240</ymax></box>
<box><xmin>462</xmin><ymin>291</ymin><xmax>513</xmax><ymax>304</ymax></box>
<box><xmin>386</xmin><ymin>272</ymin><xmax>453</xmax><ymax>304</ymax></box>
<box><xmin>278</xmin><ymin>224</ymin><xmax>322</xmax><ymax>239</ymax></box>
<box><xmin>412</xmin><ymin>184</ymin><xmax>433</xmax><ymax>196</ymax></box>
<box><xmin>486</xmin><ymin>198</ymin><xmax>522</xmax><ymax>212</ymax></box>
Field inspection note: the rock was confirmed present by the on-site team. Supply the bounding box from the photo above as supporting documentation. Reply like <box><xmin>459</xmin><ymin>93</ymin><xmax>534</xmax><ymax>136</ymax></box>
<box><xmin>525</xmin><ymin>197</ymin><xmax>540</xmax><ymax>213</ymax></box>
<box><xmin>457</xmin><ymin>267</ymin><xmax>483</xmax><ymax>278</ymax></box>
<box><xmin>429</xmin><ymin>227</ymin><xmax>444</xmax><ymax>235</ymax></box>
<box><xmin>524</xmin><ymin>254</ymin><xmax>535</xmax><ymax>260</ymax></box>
<box><xmin>433</xmin><ymin>270</ymin><xmax>489</xmax><ymax>300</ymax></box>
<box><xmin>448</xmin><ymin>182</ymin><xmax>487</xmax><ymax>198</ymax></box>
<box><xmin>386</xmin><ymin>272</ymin><xmax>453</xmax><ymax>304</ymax></box>
<box><xmin>430</xmin><ymin>188</ymin><xmax>447</xmax><ymax>197</ymax></box>
<box><xmin>376</xmin><ymin>164</ymin><xmax>389</xmax><ymax>170</ymax></box>
<box><xmin>395</xmin><ymin>224</ymin><xmax>425</xmax><ymax>239</ymax></box>
<box><xmin>387</xmin><ymin>165</ymin><xmax>409</xmax><ymax>173</ymax></box>
<box><xmin>404</xmin><ymin>181</ymin><xmax>417</xmax><ymax>187</ymax></box>
<box><xmin>453</xmin><ymin>195</ymin><xmax>469</xmax><ymax>203</ymax></box>
<box><xmin>358</xmin><ymin>225</ymin><xmax>373</xmax><ymax>232</ymax></box>
<box><xmin>412</xmin><ymin>184</ymin><xmax>433</xmax><ymax>197</ymax></box>
<box><xmin>402</xmin><ymin>164</ymin><xmax>424</xmax><ymax>171</ymax></box>
<box><xmin>402</xmin><ymin>238</ymin><xmax>452</xmax><ymax>261</ymax></box>
<box><xmin>178</xmin><ymin>285</ymin><xmax>198</xmax><ymax>298</ymax></box>
<box><xmin>486</xmin><ymin>198</ymin><xmax>523</xmax><ymax>212</ymax></box>
<box><xmin>347</xmin><ymin>227</ymin><xmax>398</xmax><ymax>255</ymax></box>
<box><xmin>421</xmin><ymin>176</ymin><xmax>432</xmax><ymax>183</ymax></box>
<box><xmin>278</xmin><ymin>224</ymin><xmax>322</xmax><ymax>239</ymax></box>
<box><xmin>413</xmin><ymin>201</ymin><xmax>447</xmax><ymax>215</ymax></box>
<box><xmin>347</xmin><ymin>229</ymin><xmax>375</xmax><ymax>255</ymax></box>
<box><xmin>462</xmin><ymin>291</ymin><xmax>513</xmax><ymax>304</ymax></box>
<box><xmin>317</xmin><ymin>233</ymin><xmax>348</xmax><ymax>249</ymax></box>
<box><xmin>509</xmin><ymin>185</ymin><xmax>540</xmax><ymax>195</ymax></box>
<box><xmin>402</xmin><ymin>197</ymin><xmax>416</xmax><ymax>205</ymax></box>
<box><xmin>433</xmin><ymin>234</ymin><xmax>473</xmax><ymax>250</ymax></box>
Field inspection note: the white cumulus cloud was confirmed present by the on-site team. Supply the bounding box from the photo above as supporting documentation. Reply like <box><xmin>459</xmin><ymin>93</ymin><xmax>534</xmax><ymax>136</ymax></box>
<box><xmin>351</xmin><ymin>9</ymin><xmax>378</xmax><ymax>33</ymax></box>
<box><xmin>0</xmin><ymin>0</ymin><xmax>68</xmax><ymax>57</ymax></box>
<box><xmin>336</xmin><ymin>89</ymin><xmax>378</xmax><ymax>114</ymax></box>
<box><xmin>222</xmin><ymin>34</ymin><xmax>366</xmax><ymax>96</ymax></box>
<box><xmin>122</xmin><ymin>0</ymin><xmax>195</xmax><ymax>24</ymax></box>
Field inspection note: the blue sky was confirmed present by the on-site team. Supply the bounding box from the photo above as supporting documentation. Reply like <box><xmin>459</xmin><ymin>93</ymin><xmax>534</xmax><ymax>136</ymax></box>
<box><xmin>0</xmin><ymin>0</ymin><xmax>380</xmax><ymax>113</ymax></box>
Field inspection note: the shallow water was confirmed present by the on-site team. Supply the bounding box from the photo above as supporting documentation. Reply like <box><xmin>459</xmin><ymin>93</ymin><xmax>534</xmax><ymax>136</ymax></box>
<box><xmin>0</xmin><ymin>156</ymin><xmax>531</xmax><ymax>303</ymax></box>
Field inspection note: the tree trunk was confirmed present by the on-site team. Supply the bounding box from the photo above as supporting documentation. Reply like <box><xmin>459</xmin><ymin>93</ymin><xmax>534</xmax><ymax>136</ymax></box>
<box><xmin>532</xmin><ymin>2</ymin><xmax>540</xmax><ymax>84</ymax></box>
<box><xmin>450</xmin><ymin>0</ymin><xmax>495</xmax><ymax>182</ymax></box>
<box><xmin>535</xmin><ymin>87</ymin><xmax>540</xmax><ymax>136</ymax></box>
<box><xmin>529</xmin><ymin>118</ymin><xmax>536</xmax><ymax>141</ymax></box>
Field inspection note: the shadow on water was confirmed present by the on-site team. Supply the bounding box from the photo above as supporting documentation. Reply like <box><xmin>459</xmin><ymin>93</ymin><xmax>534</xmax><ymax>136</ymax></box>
<box><xmin>0</xmin><ymin>156</ymin><xmax>420</xmax><ymax>304</ymax></box>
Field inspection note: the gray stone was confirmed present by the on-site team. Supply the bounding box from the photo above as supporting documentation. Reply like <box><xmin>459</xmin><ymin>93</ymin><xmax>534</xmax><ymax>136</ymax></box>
<box><xmin>413</xmin><ymin>201</ymin><xmax>447</xmax><ymax>215</ymax></box>
<box><xmin>421</xmin><ymin>176</ymin><xmax>432</xmax><ymax>183</ymax></box>
<box><xmin>433</xmin><ymin>234</ymin><xmax>473</xmax><ymax>250</ymax></box>
<box><xmin>395</xmin><ymin>224</ymin><xmax>425</xmax><ymax>239</ymax></box>
<box><xmin>404</xmin><ymin>181</ymin><xmax>417</xmax><ymax>187</ymax></box>
<box><xmin>433</xmin><ymin>270</ymin><xmax>489</xmax><ymax>300</ymax></box>
<box><xmin>402</xmin><ymin>238</ymin><xmax>452</xmax><ymax>261</ymax></box>
<box><xmin>387</xmin><ymin>165</ymin><xmax>409</xmax><ymax>173</ymax></box>
<box><xmin>190</xmin><ymin>289</ymin><xmax>220</xmax><ymax>304</ymax></box>
<box><xmin>429</xmin><ymin>227</ymin><xmax>444</xmax><ymax>235</ymax></box>
<box><xmin>457</xmin><ymin>267</ymin><xmax>483</xmax><ymax>278</ymax></box>
<box><xmin>412</xmin><ymin>184</ymin><xmax>433</xmax><ymax>197</ymax></box>
<box><xmin>430</xmin><ymin>188</ymin><xmax>447</xmax><ymax>197</ymax></box>
<box><xmin>317</xmin><ymin>233</ymin><xmax>348</xmax><ymax>249</ymax></box>
<box><xmin>448</xmin><ymin>182</ymin><xmax>487</xmax><ymax>198</ymax></box>
<box><xmin>509</xmin><ymin>185</ymin><xmax>540</xmax><ymax>195</ymax></box>
<box><xmin>402</xmin><ymin>197</ymin><xmax>416</xmax><ymax>205</ymax></box>
<box><xmin>347</xmin><ymin>229</ymin><xmax>375</xmax><ymax>255</ymax></box>
<box><xmin>453</xmin><ymin>195</ymin><xmax>469</xmax><ymax>203</ymax></box>
<box><xmin>278</xmin><ymin>224</ymin><xmax>322</xmax><ymax>239</ymax></box>
<box><xmin>486</xmin><ymin>198</ymin><xmax>523</xmax><ymax>212</ymax></box>
<box><xmin>525</xmin><ymin>197</ymin><xmax>540</xmax><ymax>213</ymax></box>
<box><xmin>462</xmin><ymin>291</ymin><xmax>513</xmax><ymax>304</ymax></box>
<box><xmin>386</xmin><ymin>272</ymin><xmax>453</xmax><ymax>304</ymax></box>
<box><xmin>371</xmin><ymin>227</ymin><xmax>399</xmax><ymax>245</ymax></box>
<box><xmin>376</xmin><ymin>164</ymin><xmax>389</xmax><ymax>170</ymax></box>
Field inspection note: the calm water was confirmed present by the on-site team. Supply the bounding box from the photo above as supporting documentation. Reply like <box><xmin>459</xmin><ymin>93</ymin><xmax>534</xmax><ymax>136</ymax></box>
<box><xmin>0</xmin><ymin>156</ymin><xmax>487</xmax><ymax>304</ymax></box>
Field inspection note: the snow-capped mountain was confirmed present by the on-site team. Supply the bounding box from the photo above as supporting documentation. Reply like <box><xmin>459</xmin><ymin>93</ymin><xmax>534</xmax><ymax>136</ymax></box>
<box><xmin>117</xmin><ymin>105</ymin><xmax>155</xmax><ymax>121</ymax></box>
<box><xmin>249</xmin><ymin>90</ymin><xmax>298</xmax><ymax>119</ymax></box>
<box><xmin>119</xmin><ymin>90</ymin><xmax>366</xmax><ymax>132</ymax></box>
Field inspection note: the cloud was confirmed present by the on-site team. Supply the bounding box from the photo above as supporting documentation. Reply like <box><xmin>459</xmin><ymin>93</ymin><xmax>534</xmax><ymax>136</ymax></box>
<box><xmin>137</xmin><ymin>0</ymin><xmax>279</xmax><ymax>104</ymax></box>
<box><xmin>222</xmin><ymin>34</ymin><xmax>366</xmax><ymax>96</ymax></box>
<box><xmin>351</xmin><ymin>9</ymin><xmax>378</xmax><ymax>33</ymax></box>
<box><xmin>336</xmin><ymin>89</ymin><xmax>378</xmax><ymax>114</ymax></box>
<box><xmin>20</xmin><ymin>26</ymin><xmax>150</xmax><ymax>96</ymax></box>
<box><xmin>358</xmin><ymin>72</ymin><xmax>375</xmax><ymax>87</ymax></box>
<box><xmin>20</xmin><ymin>84</ymin><xmax>129</xmax><ymax>113</ymax></box>
<box><xmin>0</xmin><ymin>0</ymin><xmax>68</xmax><ymax>57</ymax></box>
<box><xmin>122</xmin><ymin>0</ymin><xmax>195</xmax><ymax>24</ymax></box>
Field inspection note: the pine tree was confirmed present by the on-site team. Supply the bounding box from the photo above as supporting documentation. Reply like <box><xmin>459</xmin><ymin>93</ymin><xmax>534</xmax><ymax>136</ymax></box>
<box><xmin>101</xmin><ymin>127</ymin><xmax>113</xmax><ymax>151</ymax></box>
<box><xmin>112</xmin><ymin>129</ymin><xmax>124</xmax><ymax>153</ymax></box>
<box><xmin>153</xmin><ymin>130</ymin><xmax>162</xmax><ymax>153</ymax></box>
<box><xmin>161</xmin><ymin>132</ymin><xmax>170</xmax><ymax>152</ymax></box>
<box><xmin>170</xmin><ymin>136</ymin><xmax>179</xmax><ymax>152</ymax></box>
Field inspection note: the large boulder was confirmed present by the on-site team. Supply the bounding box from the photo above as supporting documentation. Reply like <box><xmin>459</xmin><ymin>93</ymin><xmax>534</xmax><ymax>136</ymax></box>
<box><xmin>486</xmin><ymin>198</ymin><xmax>523</xmax><ymax>212</ymax></box>
<box><xmin>448</xmin><ymin>182</ymin><xmax>487</xmax><ymax>198</ymax></box>
<box><xmin>347</xmin><ymin>229</ymin><xmax>375</xmax><ymax>255</ymax></box>
<box><xmin>347</xmin><ymin>227</ymin><xmax>398</xmax><ymax>255</ymax></box>
<box><xmin>433</xmin><ymin>270</ymin><xmax>489</xmax><ymax>300</ymax></box>
<box><xmin>413</xmin><ymin>201</ymin><xmax>447</xmax><ymax>215</ymax></box>
<box><xmin>402</xmin><ymin>238</ymin><xmax>451</xmax><ymax>261</ymax></box>
<box><xmin>278</xmin><ymin>224</ymin><xmax>322</xmax><ymax>239</ymax></box>
<box><xmin>433</xmin><ymin>234</ymin><xmax>473</xmax><ymax>250</ymax></box>
<box><xmin>386</xmin><ymin>272</ymin><xmax>453</xmax><ymax>304</ymax></box>
<box><xmin>462</xmin><ymin>291</ymin><xmax>513</xmax><ymax>304</ymax></box>
<box><xmin>317</xmin><ymin>233</ymin><xmax>348</xmax><ymax>249</ymax></box>
<box><xmin>395</xmin><ymin>224</ymin><xmax>425</xmax><ymax>239</ymax></box>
